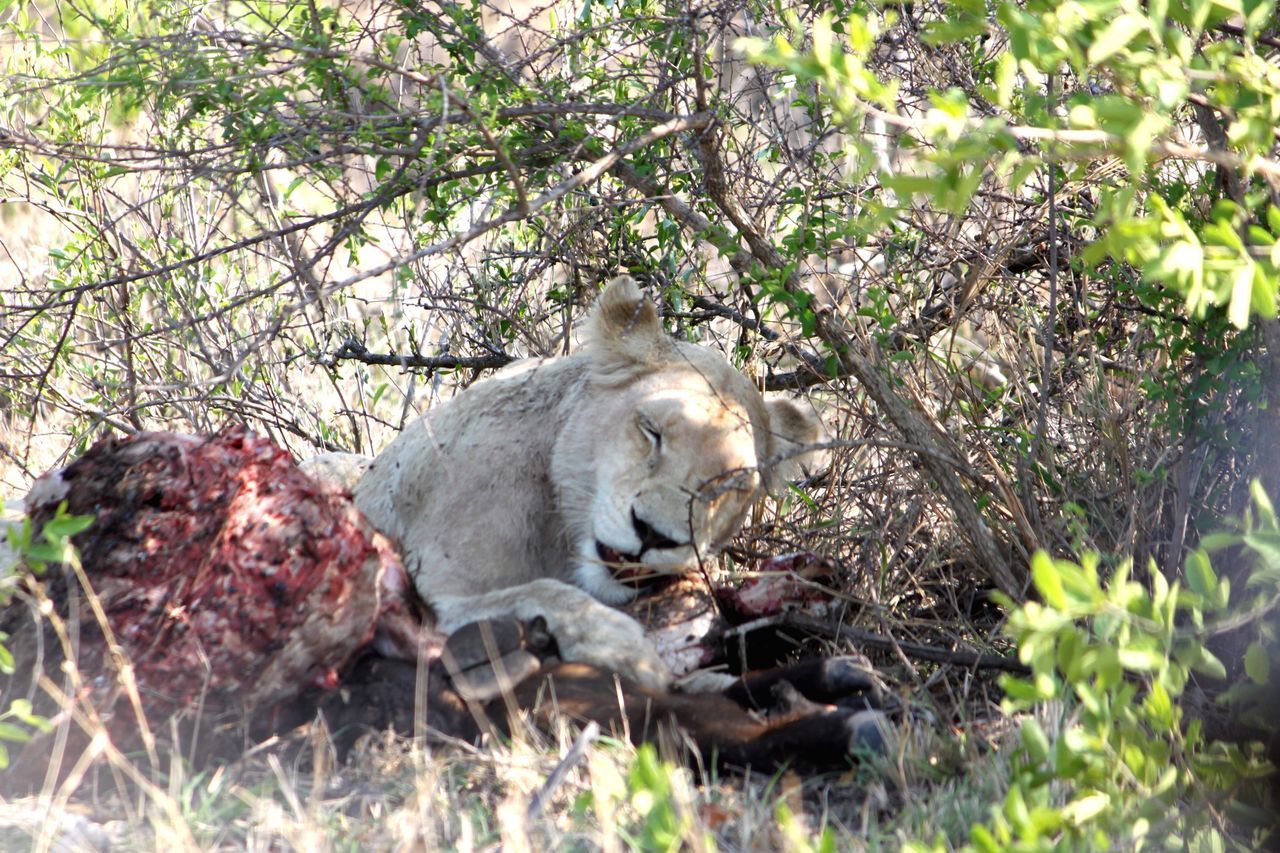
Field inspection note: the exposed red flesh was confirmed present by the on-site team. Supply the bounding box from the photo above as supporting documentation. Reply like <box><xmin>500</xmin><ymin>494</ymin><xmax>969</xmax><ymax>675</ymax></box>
<box><xmin>714</xmin><ymin>552</ymin><xmax>838</xmax><ymax>621</ymax></box>
<box><xmin>16</xmin><ymin>425</ymin><xmax>415</xmax><ymax>716</ymax></box>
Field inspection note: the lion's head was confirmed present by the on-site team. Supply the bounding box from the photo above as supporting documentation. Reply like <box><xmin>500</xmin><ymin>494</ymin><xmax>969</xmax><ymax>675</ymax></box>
<box><xmin>551</xmin><ymin>276</ymin><xmax>821</xmax><ymax>605</ymax></box>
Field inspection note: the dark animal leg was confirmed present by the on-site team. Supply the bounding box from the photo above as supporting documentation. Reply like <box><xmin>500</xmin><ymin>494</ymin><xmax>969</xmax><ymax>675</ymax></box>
<box><xmin>301</xmin><ymin>619</ymin><xmax>896</xmax><ymax>775</ymax></box>
<box><xmin>710</xmin><ymin>708</ymin><xmax>892</xmax><ymax>771</ymax></box>
<box><xmin>440</xmin><ymin>617</ymin><xmax>556</xmax><ymax>702</ymax></box>
<box><xmin>310</xmin><ymin>618</ymin><xmax>557</xmax><ymax>759</ymax></box>
<box><xmin>722</xmin><ymin>657</ymin><xmax>882</xmax><ymax>714</ymax></box>
<box><xmin>307</xmin><ymin>656</ymin><xmax>481</xmax><ymax>759</ymax></box>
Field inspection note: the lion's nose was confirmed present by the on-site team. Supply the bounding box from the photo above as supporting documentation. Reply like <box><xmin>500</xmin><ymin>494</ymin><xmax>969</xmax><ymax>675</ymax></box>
<box><xmin>631</xmin><ymin>509</ymin><xmax>682</xmax><ymax>554</ymax></box>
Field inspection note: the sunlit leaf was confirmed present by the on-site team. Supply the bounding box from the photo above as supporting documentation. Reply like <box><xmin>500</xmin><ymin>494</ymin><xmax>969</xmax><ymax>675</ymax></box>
<box><xmin>1062</xmin><ymin>791</ymin><xmax>1110</xmax><ymax>826</ymax></box>
<box><xmin>1184</xmin><ymin>549</ymin><xmax>1219</xmax><ymax>598</ymax></box>
<box><xmin>1118</xmin><ymin>636</ymin><xmax>1166</xmax><ymax>672</ymax></box>
<box><xmin>1032</xmin><ymin>551</ymin><xmax>1067</xmax><ymax>609</ymax></box>
<box><xmin>1021</xmin><ymin>719</ymin><xmax>1051</xmax><ymax>763</ymax></box>
<box><xmin>1228</xmin><ymin>262</ymin><xmax>1255</xmax><ymax>329</ymax></box>
<box><xmin>1088</xmin><ymin>14</ymin><xmax>1149</xmax><ymax>64</ymax></box>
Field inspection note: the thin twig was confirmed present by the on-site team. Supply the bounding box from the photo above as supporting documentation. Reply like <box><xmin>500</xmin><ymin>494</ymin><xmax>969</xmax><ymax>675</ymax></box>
<box><xmin>302</xmin><ymin>113</ymin><xmax>713</xmax><ymax>303</ymax></box>
<box><xmin>326</xmin><ymin>339</ymin><xmax>513</xmax><ymax>372</ymax></box>
<box><xmin>794</xmin><ymin>615</ymin><xmax>1028</xmax><ymax>674</ymax></box>
<box><xmin>718</xmin><ymin>613</ymin><xmax>1029</xmax><ymax>674</ymax></box>
<box><xmin>527</xmin><ymin>721</ymin><xmax>600</xmax><ymax>822</ymax></box>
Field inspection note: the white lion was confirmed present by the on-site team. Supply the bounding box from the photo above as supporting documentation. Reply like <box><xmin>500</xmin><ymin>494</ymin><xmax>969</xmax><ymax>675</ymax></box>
<box><xmin>307</xmin><ymin>276</ymin><xmax>820</xmax><ymax>688</ymax></box>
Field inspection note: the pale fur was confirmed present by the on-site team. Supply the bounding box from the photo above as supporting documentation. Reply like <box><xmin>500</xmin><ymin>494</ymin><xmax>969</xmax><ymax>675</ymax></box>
<box><xmin>305</xmin><ymin>276</ymin><xmax>820</xmax><ymax>688</ymax></box>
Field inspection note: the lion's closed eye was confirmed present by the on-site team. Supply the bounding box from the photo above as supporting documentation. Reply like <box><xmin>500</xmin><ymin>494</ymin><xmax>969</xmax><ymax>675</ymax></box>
<box><xmin>638</xmin><ymin>418</ymin><xmax>661</xmax><ymax>446</ymax></box>
<box><xmin>638</xmin><ymin>417</ymin><xmax>662</xmax><ymax>463</ymax></box>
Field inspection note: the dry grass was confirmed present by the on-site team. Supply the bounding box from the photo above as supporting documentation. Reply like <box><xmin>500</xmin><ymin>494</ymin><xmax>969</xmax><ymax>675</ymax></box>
<box><xmin>0</xmin><ymin>685</ymin><xmax>1023</xmax><ymax>851</ymax></box>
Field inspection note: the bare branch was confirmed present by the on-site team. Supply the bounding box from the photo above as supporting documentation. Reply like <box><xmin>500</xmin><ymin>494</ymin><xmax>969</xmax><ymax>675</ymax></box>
<box><xmin>772</xmin><ymin>614</ymin><xmax>1030</xmax><ymax>674</ymax></box>
<box><xmin>694</xmin><ymin>118</ymin><xmax>1026</xmax><ymax>598</ymax></box>
<box><xmin>325</xmin><ymin>339</ymin><xmax>514</xmax><ymax>374</ymax></box>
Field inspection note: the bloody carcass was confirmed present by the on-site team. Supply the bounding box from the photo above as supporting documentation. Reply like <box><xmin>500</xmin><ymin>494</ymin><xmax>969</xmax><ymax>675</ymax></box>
<box><xmin>0</xmin><ymin>425</ymin><xmax>431</xmax><ymax>789</ymax></box>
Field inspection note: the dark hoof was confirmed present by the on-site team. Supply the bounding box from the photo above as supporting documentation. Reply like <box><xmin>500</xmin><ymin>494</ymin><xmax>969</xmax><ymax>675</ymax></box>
<box><xmin>845</xmin><ymin>709</ymin><xmax>894</xmax><ymax>757</ymax></box>
<box><xmin>817</xmin><ymin>657</ymin><xmax>878</xmax><ymax>697</ymax></box>
<box><xmin>441</xmin><ymin>618</ymin><xmax>555</xmax><ymax>702</ymax></box>
<box><xmin>442</xmin><ymin>620</ymin><xmax>529</xmax><ymax>670</ymax></box>
<box><xmin>769</xmin><ymin>679</ymin><xmax>824</xmax><ymax>716</ymax></box>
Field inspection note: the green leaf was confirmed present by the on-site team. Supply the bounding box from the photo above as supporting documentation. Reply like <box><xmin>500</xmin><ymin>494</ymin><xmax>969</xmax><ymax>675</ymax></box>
<box><xmin>0</xmin><ymin>722</ymin><xmax>31</xmax><ymax>743</ymax></box>
<box><xmin>40</xmin><ymin>512</ymin><xmax>94</xmax><ymax>542</ymax></box>
<box><xmin>1243</xmin><ymin>531</ymin><xmax>1280</xmax><ymax>579</ymax></box>
<box><xmin>1184</xmin><ymin>549</ymin><xmax>1219</xmax><ymax>598</ymax></box>
<box><xmin>1000</xmin><ymin>675</ymin><xmax>1040</xmax><ymax>704</ymax></box>
<box><xmin>922</xmin><ymin>16</ymin><xmax>989</xmax><ymax>43</ymax></box>
<box><xmin>1244</xmin><ymin>642</ymin><xmax>1270</xmax><ymax>684</ymax></box>
<box><xmin>1251</xmin><ymin>479</ymin><xmax>1278</xmax><ymax>528</ymax></box>
<box><xmin>1096</xmin><ymin>645</ymin><xmax>1123</xmax><ymax>688</ymax></box>
<box><xmin>1021</xmin><ymin>719</ymin><xmax>1051</xmax><ymax>763</ymax></box>
<box><xmin>1242</xmin><ymin>0</ymin><xmax>1277</xmax><ymax>33</ymax></box>
<box><xmin>1059</xmin><ymin>558</ymin><xmax>1102</xmax><ymax>605</ymax></box>
<box><xmin>1031</xmin><ymin>551</ymin><xmax>1067</xmax><ymax>609</ymax></box>
<box><xmin>1198</xmin><ymin>532</ymin><xmax>1242</xmax><ymax>552</ymax></box>
<box><xmin>1006</xmin><ymin>157</ymin><xmax>1040</xmax><ymax>195</ymax></box>
<box><xmin>994</xmin><ymin>51</ymin><xmax>1016</xmax><ymax>109</ymax></box>
<box><xmin>969</xmin><ymin>824</ymin><xmax>1000</xmax><ymax>853</ymax></box>
<box><xmin>1118</xmin><ymin>637</ymin><xmax>1166</xmax><ymax>672</ymax></box>
<box><xmin>23</xmin><ymin>542</ymin><xmax>66</xmax><ymax>564</ymax></box>
<box><xmin>1057</xmin><ymin>626</ymin><xmax>1085</xmax><ymax>681</ymax></box>
<box><xmin>1144</xmin><ymin>680</ymin><xmax>1175</xmax><ymax>728</ymax></box>
<box><xmin>1027</xmin><ymin>806</ymin><xmax>1063</xmax><ymax>836</ymax></box>
<box><xmin>1088</xmin><ymin>14</ymin><xmax>1149</xmax><ymax>64</ymax></box>
<box><xmin>1250</xmin><ymin>265</ymin><xmax>1277</xmax><ymax>318</ymax></box>
<box><xmin>1062</xmin><ymin>791</ymin><xmax>1110</xmax><ymax>826</ymax></box>
<box><xmin>881</xmin><ymin>174</ymin><xmax>945</xmax><ymax>196</ymax></box>
<box><xmin>1191</xmin><ymin>645</ymin><xmax>1228</xmax><ymax>680</ymax></box>
<box><xmin>1228</xmin><ymin>262</ymin><xmax>1255</xmax><ymax>329</ymax></box>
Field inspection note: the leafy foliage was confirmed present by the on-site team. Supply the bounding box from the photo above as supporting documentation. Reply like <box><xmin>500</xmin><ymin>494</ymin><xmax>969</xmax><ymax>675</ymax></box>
<box><xmin>740</xmin><ymin>1</ymin><xmax>1280</xmax><ymax>332</ymax></box>
<box><xmin>0</xmin><ymin>506</ymin><xmax>89</xmax><ymax>767</ymax></box>
<box><xmin>963</xmin><ymin>487</ymin><xmax>1279</xmax><ymax>849</ymax></box>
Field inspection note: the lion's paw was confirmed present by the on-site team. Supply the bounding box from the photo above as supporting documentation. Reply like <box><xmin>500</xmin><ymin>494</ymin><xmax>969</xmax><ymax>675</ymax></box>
<box><xmin>433</xmin><ymin>581</ymin><xmax>673</xmax><ymax>690</ymax></box>
<box><xmin>564</xmin><ymin>638</ymin><xmax>672</xmax><ymax>691</ymax></box>
<box><xmin>547</xmin><ymin>606</ymin><xmax>671</xmax><ymax>690</ymax></box>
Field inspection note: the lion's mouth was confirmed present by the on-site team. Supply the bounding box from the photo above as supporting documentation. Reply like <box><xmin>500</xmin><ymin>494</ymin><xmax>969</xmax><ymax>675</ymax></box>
<box><xmin>595</xmin><ymin>541</ymin><xmax>666</xmax><ymax>590</ymax></box>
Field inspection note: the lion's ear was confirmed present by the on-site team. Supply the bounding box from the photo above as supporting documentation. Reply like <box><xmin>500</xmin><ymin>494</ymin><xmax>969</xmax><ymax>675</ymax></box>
<box><xmin>763</xmin><ymin>398</ymin><xmax>823</xmax><ymax>492</ymax></box>
<box><xmin>585</xmin><ymin>275</ymin><xmax>673</xmax><ymax>369</ymax></box>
